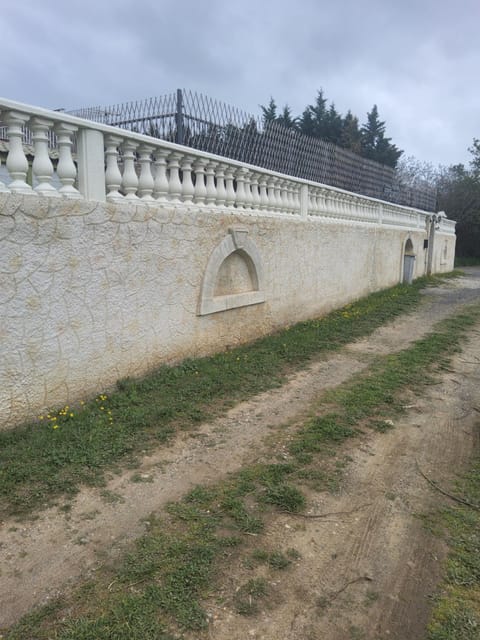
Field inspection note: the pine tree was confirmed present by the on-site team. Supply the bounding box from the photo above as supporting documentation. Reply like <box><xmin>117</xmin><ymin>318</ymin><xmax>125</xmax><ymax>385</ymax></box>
<box><xmin>299</xmin><ymin>107</ymin><xmax>315</xmax><ymax>136</ymax></box>
<box><xmin>340</xmin><ymin>111</ymin><xmax>362</xmax><ymax>154</ymax></box>
<box><xmin>324</xmin><ymin>103</ymin><xmax>343</xmax><ymax>144</ymax></box>
<box><xmin>309</xmin><ymin>90</ymin><xmax>328</xmax><ymax>138</ymax></box>
<box><xmin>277</xmin><ymin>105</ymin><xmax>298</xmax><ymax>130</ymax></box>
<box><xmin>361</xmin><ymin>105</ymin><xmax>402</xmax><ymax>168</ymax></box>
<box><xmin>260</xmin><ymin>98</ymin><xmax>278</xmax><ymax>125</ymax></box>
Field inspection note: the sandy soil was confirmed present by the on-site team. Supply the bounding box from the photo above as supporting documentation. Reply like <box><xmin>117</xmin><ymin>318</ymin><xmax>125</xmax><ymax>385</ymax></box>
<box><xmin>1</xmin><ymin>268</ymin><xmax>479</xmax><ymax>635</ymax></box>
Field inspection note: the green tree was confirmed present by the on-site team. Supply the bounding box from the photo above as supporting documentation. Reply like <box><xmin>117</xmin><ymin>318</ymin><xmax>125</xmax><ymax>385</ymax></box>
<box><xmin>277</xmin><ymin>104</ymin><xmax>298</xmax><ymax>130</ymax></box>
<box><xmin>360</xmin><ymin>105</ymin><xmax>402</xmax><ymax>168</ymax></box>
<box><xmin>340</xmin><ymin>110</ymin><xmax>362</xmax><ymax>154</ymax></box>
<box><xmin>324</xmin><ymin>103</ymin><xmax>343</xmax><ymax>144</ymax></box>
<box><xmin>260</xmin><ymin>98</ymin><xmax>278</xmax><ymax>125</ymax></box>
<box><xmin>437</xmin><ymin>154</ymin><xmax>480</xmax><ymax>259</ymax></box>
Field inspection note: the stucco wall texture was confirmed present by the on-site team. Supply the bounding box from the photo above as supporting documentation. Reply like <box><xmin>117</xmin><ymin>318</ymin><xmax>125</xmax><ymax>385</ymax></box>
<box><xmin>0</xmin><ymin>193</ymin><xmax>455</xmax><ymax>430</ymax></box>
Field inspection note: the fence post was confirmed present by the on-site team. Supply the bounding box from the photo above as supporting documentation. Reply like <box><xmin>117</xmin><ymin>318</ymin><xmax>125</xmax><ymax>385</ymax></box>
<box><xmin>76</xmin><ymin>128</ymin><xmax>106</xmax><ymax>201</ymax></box>
<box><xmin>175</xmin><ymin>89</ymin><xmax>184</xmax><ymax>146</ymax></box>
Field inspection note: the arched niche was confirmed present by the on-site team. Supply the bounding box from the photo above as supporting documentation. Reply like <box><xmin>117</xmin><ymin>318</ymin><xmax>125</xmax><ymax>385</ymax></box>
<box><xmin>198</xmin><ymin>228</ymin><xmax>266</xmax><ymax>315</ymax></box>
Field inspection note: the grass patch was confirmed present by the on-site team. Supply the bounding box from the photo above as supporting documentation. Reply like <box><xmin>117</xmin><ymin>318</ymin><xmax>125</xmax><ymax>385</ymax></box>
<box><xmin>0</xmin><ymin>278</ymin><xmax>437</xmax><ymax>518</ymax></box>
<box><xmin>426</xmin><ymin>459</ymin><xmax>480</xmax><ymax>640</ymax></box>
<box><xmin>5</xmin><ymin>300</ymin><xmax>480</xmax><ymax>639</ymax></box>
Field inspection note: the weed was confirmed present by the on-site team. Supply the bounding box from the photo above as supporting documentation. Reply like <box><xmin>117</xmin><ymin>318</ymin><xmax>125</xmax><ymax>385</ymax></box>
<box><xmin>234</xmin><ymin>578</ymin><xmax>269</xmax><ymax>615</ymax></box>
<box><xmin>262</xmin><ymin>483</ymin><xmax>306</xmax><ymax>513</ymax></box>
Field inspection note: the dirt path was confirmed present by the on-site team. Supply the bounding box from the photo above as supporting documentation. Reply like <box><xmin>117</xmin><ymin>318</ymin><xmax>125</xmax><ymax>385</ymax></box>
<box><xmin>1</xmin><ymin>269</ymin><xmax>480</xmax><ymax>632</ymax></box>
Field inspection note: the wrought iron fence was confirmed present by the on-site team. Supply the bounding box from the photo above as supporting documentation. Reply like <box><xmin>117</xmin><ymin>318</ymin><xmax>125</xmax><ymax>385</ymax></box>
<box><xmin>2</xmin><ymin>90</ymin><xmax>437</xmax><ymax>211</ymax></box>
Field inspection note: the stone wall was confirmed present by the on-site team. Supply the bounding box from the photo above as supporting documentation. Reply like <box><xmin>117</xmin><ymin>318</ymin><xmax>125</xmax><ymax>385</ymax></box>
<box><xmin>0</xmin><ymin>193</ymin><xmax>455</xmax><ymax>429</ymax></box>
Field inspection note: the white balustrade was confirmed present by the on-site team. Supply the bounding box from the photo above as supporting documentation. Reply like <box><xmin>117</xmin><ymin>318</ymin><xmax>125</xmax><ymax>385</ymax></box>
<box><xmin>205</xmin><ymin>161</ymin><xmax>217</xmax><ymax>205</ymax></box>
<box><xmin>259</xmin><ymin>176</ymin><xmax>269</xmax><ymax>210</ymax></box>
<box><xmin>215</xmin><ymin>163</ymin><xmax>227</xmax><ymax>206</ymax></box>
<box><xmin>3</xmin><ymin>111</ymin><xmax>32</xmax><ymax>194</ymax></box>
<box><xmin>0</xmin><ymin>97</ymin><xmax>443</xmax><ymax>236</ymax></box>
<box><xmin>167</xmin><ymin>152</ymin><xmax>182</xmax><ymax>202</ymax></box>
<box><xmin>121</xmin><ymin>140</ymin><xmax>139</xmax><ymax>200</ymax></box>
<box><xmin>193</xmin><ymin>158</ymin><xmax>207</xmax><ymax>204</ymax></box>
<box><xmin>137</xmin><ymin>145</ymin><xmax>155</xmax><ymax>201</ymax></box>
<box><xmin>153</xmin><ymin>150</ymin><xmax>170</xmax><ymax>201</ymax></box>
<box><xmin>31</xmin><ymin>117</ymin><xmax>58</xmax><ymax>196</ymax></box>
<box><xmin>180</xmin><ymin>155</ymin><xmax>195</xmax><ymax>202</ymax></box>
<box><xmin>224</xmin><ymin>167</ymin><xmax>236</xmax><ymax>207</ymax></box>
<box><xmin>0</xmin><ymin>155</ymin><xmax>7</xmax><ymax>192</ymax></box>
<box><xmin>250</xmin><ymin>173</ymin><xmax>261</xmax><ymax>210</ymax></box>
<box><xmin>235</xmin><ymin>168</ymin><xmax>247</xmax><ymax>208</ymax></box>
<box><xmin>105</xmin><ymin>134</ymin><xmax>124</xmax><ymax>201</ymax></box>
<box><xmin>55</xmin><ymin>123</ymin><xmax>80</xmax><ymax>198</ymax></box>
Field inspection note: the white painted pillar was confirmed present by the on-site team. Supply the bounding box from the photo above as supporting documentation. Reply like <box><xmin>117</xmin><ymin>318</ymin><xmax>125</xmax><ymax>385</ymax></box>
<box><xmin>3</xmin><ymin>111</ymin><xmax>32</xmax><ymax>194</ymax></box>
<box><xmin>104</xmin><ymin>134</ymin><xmax>124</xmax><ymax>201</ymax></box>
<box><xmin>31</xmin><ymin>117</ymin><xmax>59</xmax><ymax>196</ymax></box>
<box><xmin>55</xmin><ymin>123</ymin><xmax>81</xmax><ymax>199</ymax></box>
<box><xmin>76</xmin><ymin>128</ymin><xmax>106</xmax><ymax>201</ymax></box>
<box><xmin>137</xmin><ymin>145</ymin><xmax>155</xmax><ymax>201</ymax></box>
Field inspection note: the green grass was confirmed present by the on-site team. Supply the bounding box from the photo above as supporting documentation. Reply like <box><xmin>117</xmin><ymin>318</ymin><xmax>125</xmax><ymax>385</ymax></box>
<box><xmin>426</xmin><ymin>460</ymin><xmax>480</xmax><ymax>640</ymax></box>
<box><xmin>0</xmin><ymin>279</ymin><xmax>434</xmax><ymax>518</ymax></box>
<box><xmin>4</xmin><ymin>296</ymin><xmax>480</xmax><ymax>640</ymax></box>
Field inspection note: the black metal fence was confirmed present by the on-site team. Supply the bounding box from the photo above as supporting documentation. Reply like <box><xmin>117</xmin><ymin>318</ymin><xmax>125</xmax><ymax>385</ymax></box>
<box><xmin>69</xmin><ymin>89</ymin><xmax>434</xmax><ymax>211</ymax></box>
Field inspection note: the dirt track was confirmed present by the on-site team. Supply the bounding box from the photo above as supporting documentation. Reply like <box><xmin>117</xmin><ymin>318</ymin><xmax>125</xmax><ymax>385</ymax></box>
<box><xmin>1</xmin><ymin>268</ymin><xmax>480</xmax><ymax>636</ymax></box>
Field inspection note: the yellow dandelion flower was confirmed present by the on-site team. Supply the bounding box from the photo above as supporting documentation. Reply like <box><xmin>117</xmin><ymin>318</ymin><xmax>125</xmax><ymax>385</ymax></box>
<box><xmin>69</xmin><ymin>413</ymin><xmax>74</xmax><ymax>417</ymax></box>
<box><xmin>52</xmin><ymin>424</ymin><xmax>59</xmax><ymax>430</ymax></box>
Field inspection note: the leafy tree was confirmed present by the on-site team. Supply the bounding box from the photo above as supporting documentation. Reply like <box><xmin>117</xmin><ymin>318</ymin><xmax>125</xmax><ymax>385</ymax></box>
<box><xmin>437</xmin><ymin>142</ymin><xmax>480</xmax><ymax>259</ymax></box>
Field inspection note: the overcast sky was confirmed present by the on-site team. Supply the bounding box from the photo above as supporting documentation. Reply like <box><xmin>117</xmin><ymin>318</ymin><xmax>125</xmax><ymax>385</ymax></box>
<box><xmin>3</xmin><ymin>0</ymin><xmax>478</xmax><ymax>167</ymax></box>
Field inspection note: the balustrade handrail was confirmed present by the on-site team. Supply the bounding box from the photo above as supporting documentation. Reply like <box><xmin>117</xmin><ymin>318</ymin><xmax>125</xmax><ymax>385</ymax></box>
<box><xmin>0</xmin><ymin>96</ymin><xmax>453</xmax><ymax>232</ymax></box>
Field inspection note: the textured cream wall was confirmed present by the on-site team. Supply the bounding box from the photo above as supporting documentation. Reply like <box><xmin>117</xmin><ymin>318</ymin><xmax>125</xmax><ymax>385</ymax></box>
<box><xmin>0</xmin><ymin>193</ymin><xmax>455</xmax><ymax>429</ymax></box>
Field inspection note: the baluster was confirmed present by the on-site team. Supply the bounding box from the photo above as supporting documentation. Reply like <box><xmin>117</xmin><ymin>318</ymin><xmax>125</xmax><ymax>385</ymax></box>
<box><xmin>215</xmin><ymin>163</ymin><xmax>227</xmax><ymax>206</ymax></box>
<box><xmin>31</xmin><ymin>117</ymin><xmax>58</xmax><ymax>196</ymax></box>
<box><xmin>193</xmin><ymin>158</ymin><xmax>207</xmax><ymax>204</ymax></box>
<box><xmin>224</xmin><ymin>166</ymin><xmax>236</xmax><ymax>207</ymax></box>
<box><xmin>250</xmin><ymin>172</ymin><xmax>261</xmax><ymax>210</ymax></box>
<box><xmin>235</xmin><ymin>168</ymin><xmax>247</xmax><ymax>208</ymax></box>
<box><xmin>54</xmin><ymin>123</ymin><xmax>80</xmax><ymax>198</ymax></box>
<box><xmin>243</xmin><ymin>171</ymin><xmax>253</xmax><ymax>209</ymax></box>
<box><xmin>153</xmin><ymin>149</ymin><xmax>169</xmax><ymax>201</ymax></box>
<box><xmin>167</xmin><ymin>152</ymin><xmax>182</xmax><ymax>202</ymax></box>
<box><xmin>205</xmin><ymin>161</ymin><xmax>217</xmax><ymax>205</ymax></box>
<box><xmin>284</xmin><ymin>183</ymin><xmax>293</xmax><ymax>213</ymax></box>
<box><xmin>180</xmin><ymin>155</ymin><xmax>195</xmax><ymax>202</ymax></box>
<box><xmin>307</xmin><ymin>186</ymin><xmax>316</xmax><ymax>215</ymax></box>
<box><xmin>266</xmin><ymin>178</ymin><xmax>276</xmax><ymax>211</ymax></box>
<box><xmin>258</xmin><ymin>176</ymin><xmax>268</xmax><ymax>210</ymax></box>
<box><xmin>137</xmin><ymin>144</ymin><xmax>155</xmax><ymax>201</ymax></box>
<box><xmin>0</xmin><ymin>154</ymin><xmax>8</xmax><ymax>192</ymax></box>
<box><xmin>104</xmin><ymin>134</ymin><xmax>124</xmax><ymax>201</ymax></box>
<box><xmin>274</xmin><ymin>179</ymin><xmax>283</xmax><ymax>211</ymax></box>
<box><xmin>280</xmin><ymin>180</ymin><xmax>289</xmax><ymax>212</ymax></box>
<box><xmin>292</xmin><ymin>185</ymin><xmax>301</xmax><ymax>214</ymax></box>
<box><xmin>121</xmin><ymin>140</ymin><xmax>139</xmax><ymax>199</ymax></box>
<box><xmin>3</xmin><ymin>111</ymin><xmax>33</xmax><ymax>194</ymax></box>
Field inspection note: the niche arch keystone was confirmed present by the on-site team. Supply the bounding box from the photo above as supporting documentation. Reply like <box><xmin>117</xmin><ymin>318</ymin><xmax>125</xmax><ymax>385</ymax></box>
<box><xmin>198</xmin><ymin>228</ymin><xmax>266</xmax><ymax>315</ymax></box>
